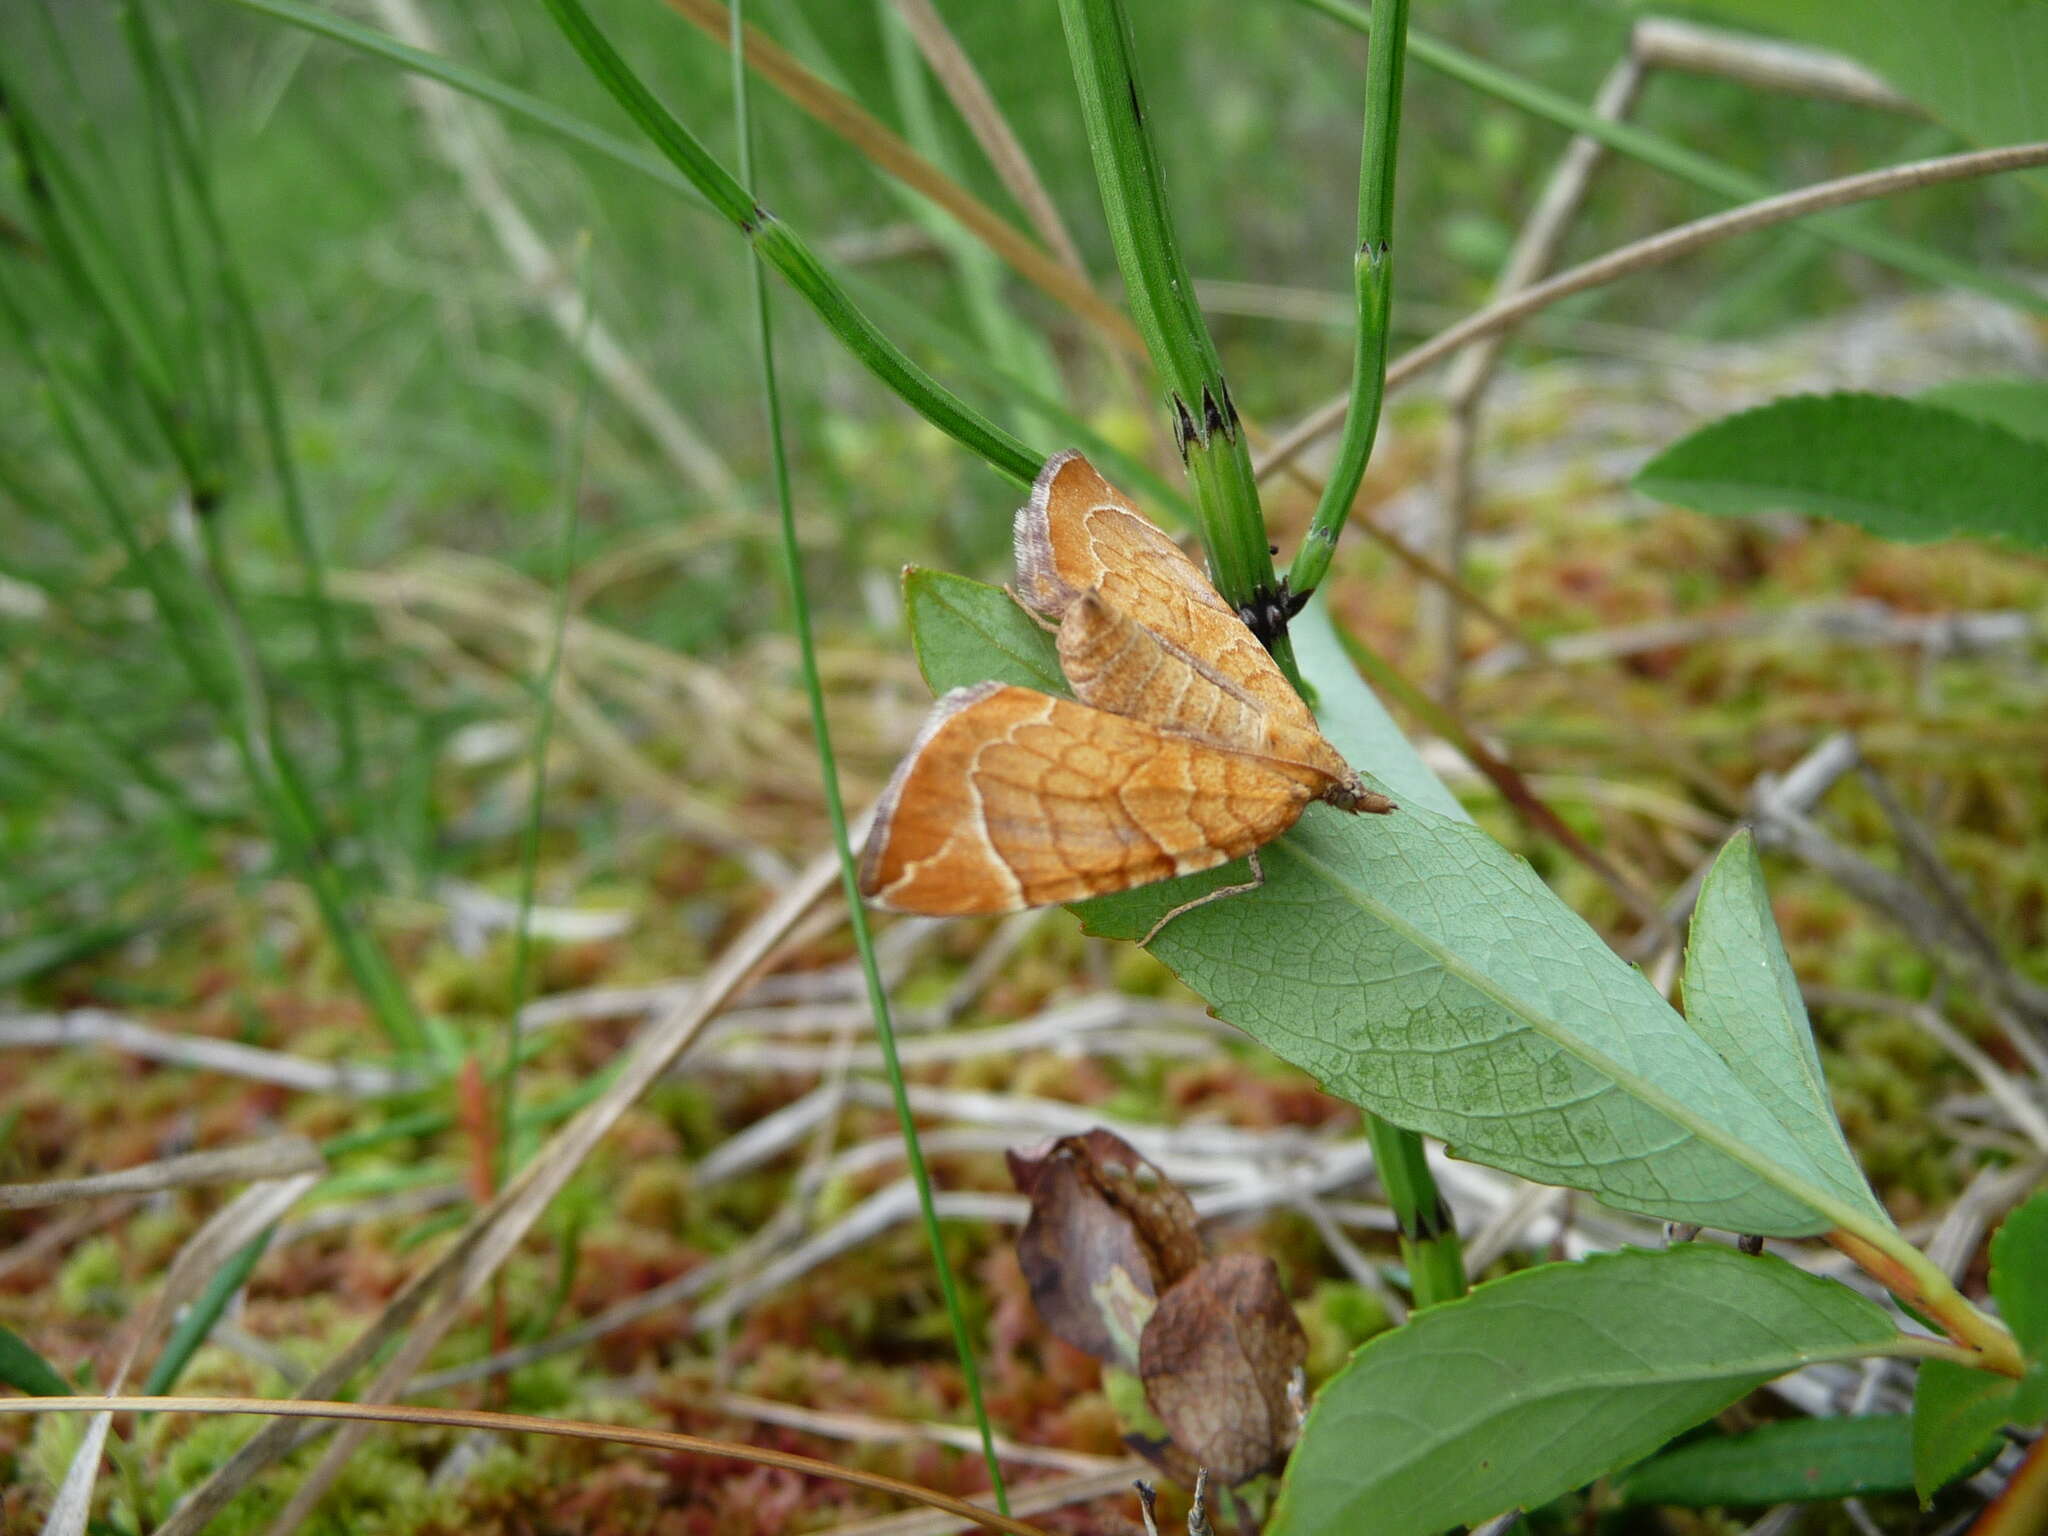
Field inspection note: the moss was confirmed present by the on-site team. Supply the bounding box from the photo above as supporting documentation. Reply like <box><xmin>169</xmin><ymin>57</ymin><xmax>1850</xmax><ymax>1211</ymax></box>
<box><xmin>1300</xmin><ymin>1280</ymin><xmax>1394</xmax><ymax>1383</ymax></box>
<box><xmin>55</xmin><ymin>1234</ymin><xmax>126</xmax><ymax>1316</ymax></box>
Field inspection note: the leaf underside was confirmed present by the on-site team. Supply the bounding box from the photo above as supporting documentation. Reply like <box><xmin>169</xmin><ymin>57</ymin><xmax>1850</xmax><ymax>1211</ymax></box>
<box><xmin>909</xmin><ymin>573</ymin><xmax>1858</xmax><ymax>1237</ymax></box>
<box><xmin>1682</xmin><ymin>831</ymin><xmax>1888</xmax><ymax>1225</ymax></box>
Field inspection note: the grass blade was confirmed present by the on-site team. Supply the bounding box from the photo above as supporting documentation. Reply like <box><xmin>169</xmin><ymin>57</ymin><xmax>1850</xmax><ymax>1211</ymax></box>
<box><xmin>498</xmin><ymin>240</ymin><xmax>595</xmax><ymax>1186</ymax></box>
<box><xmin>539</xmin><ymin>0</ymin><xmax>1038</xmax><ymax>485</ymax></box>
<box><xmin>731</xmin><ymin>0</ymin><xmax>1010</xmax><ymax>1510</ymax></box>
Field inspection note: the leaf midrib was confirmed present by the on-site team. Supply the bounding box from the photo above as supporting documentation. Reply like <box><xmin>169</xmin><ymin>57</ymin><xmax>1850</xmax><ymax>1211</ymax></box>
<box><xmin>1275</xmin><ymin>834</ymin><xmax>1872</xmax><ymax>1238</ymax></box>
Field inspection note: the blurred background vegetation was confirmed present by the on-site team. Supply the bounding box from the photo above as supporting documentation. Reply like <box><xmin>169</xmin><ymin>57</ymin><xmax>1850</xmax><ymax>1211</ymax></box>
<box><xmin>1</xmin><ymin>0</ymin><xmax>2044</xmax><ymax>1528</ymax></box>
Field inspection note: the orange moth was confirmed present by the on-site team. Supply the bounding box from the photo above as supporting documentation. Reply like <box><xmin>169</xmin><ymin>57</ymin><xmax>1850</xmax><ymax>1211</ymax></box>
<box><xmin>858</xmin><ymin>452</ymin><xmax>1394</xmax><ymax>933</ymax></box>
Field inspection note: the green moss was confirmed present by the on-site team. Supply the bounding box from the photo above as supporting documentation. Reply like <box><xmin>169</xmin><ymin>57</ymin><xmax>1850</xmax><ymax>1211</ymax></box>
<box><xmin>55</xmin><ymin>1235</ymin><xmax>125</xmax><ymax>1316</ymax></box>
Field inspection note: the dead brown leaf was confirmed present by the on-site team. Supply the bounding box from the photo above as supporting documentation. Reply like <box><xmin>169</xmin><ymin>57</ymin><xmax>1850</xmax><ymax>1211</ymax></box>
<box><xmin>1007</xmin><ymin>1130</ymin><xmax>1201</xmax><ymax>1371</ymax></box>
<box><xmin>1137</xmin><ymin>1252</ymin><xmax>1306</xmax><ymax>1486</ymax></box>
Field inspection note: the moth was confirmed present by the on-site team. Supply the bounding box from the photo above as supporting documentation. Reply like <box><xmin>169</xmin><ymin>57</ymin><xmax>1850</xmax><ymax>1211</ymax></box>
<box><xmin>859</xmin><ymin>451</ymin><xmax>1394</xmax><ymax>937</ymax></box>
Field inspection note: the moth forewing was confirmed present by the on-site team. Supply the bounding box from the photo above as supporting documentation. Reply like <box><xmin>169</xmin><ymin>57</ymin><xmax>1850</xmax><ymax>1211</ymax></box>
<box><xmin>857</xmin><ymin>684</ymin><xmax>1318</xmax><ymax>914</ymax></box>
<box><xmin>1015</xmin><ymin>451</ymin><xmax>1233</xmax><ymax>626</ymax></box>
<box><xmin>862</xmin><ymin>451</ymin><xmax>1395</xmax><ymax>924</ymax></box>
<box><xmin>1056</xmin><ymin>589</ymin><xmax>1271</xmax><ymax>753</ymax></box>
<box><xmin>859</xmin><ymin>680</ymin><xmax>1026</xmax><ymax>915</ymax></box>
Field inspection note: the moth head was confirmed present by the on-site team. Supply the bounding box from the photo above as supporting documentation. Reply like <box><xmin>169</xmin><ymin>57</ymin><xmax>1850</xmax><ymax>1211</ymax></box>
<box><xmin>1321</xmin><ymin>774</ymin><xmax>1398</xmax><ymax>816</ymax></box>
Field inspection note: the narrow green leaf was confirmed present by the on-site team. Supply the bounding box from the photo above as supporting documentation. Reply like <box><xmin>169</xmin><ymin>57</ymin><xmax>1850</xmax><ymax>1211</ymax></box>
<box><xmin>224</xmin><ymin>0</ymin><xmax>709</xmax><ymax>206</ymax></box>
<box><xmin>1920</xmin><ymin>378</ymin><xmax>2048</xmax><ymax>447</ymax></box>
<box><xmin>902</xmin><ymin>569</ymin><xmax>1066</xmax><ymax>698</ymax></box>
<box><xmin>1636</xmin><ymin>393</ymin><xmax>2048</xmax><ymax>552</ymax></box>
<box><xmin>1272</xmin><ymin>1246</ymin><xmax>1895</xmax><ymax>1536</ymax></box>
<box><xmin>1615</xmin><ymin>1416</ymin><xmax>1924</xmax><ymax>1507</ymax></box>
<box><xmin>0</xmin><ymin>1325</ymin><xmax>73</xmax><ymax>1397</ymax></box>
<box><xmin>1914</xmin><ymin>1358</ymin><xmax>2017</xmax><ymax>1501</ymax></box>
<box><xmin>1670</xmin><ymin>0</ymin><xmax>2048</xmax><ymax>150</ymax></box>
<box><xmin>1683</xmin><ymin>831</ymin><xmax>1888</xmax><ymax>1227</ymax></box>
<box><xmin>141</xmin><ymin>1229</ymin><xmax>273</xmax><ymax>1397</ymax></box>
<box><xmin>540</xmin><ymin>0</ymin><xmax>1039</xmax><ymax>485</ymax></box>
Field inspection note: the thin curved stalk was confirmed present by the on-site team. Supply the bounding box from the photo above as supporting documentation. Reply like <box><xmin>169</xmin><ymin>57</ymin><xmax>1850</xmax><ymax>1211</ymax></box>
<box><xmin>0</xmin><ymin>1398</ymin><xmax>1054</xmax><ymax>1536</ymax></box>
<box><xmin>731</xmin><ymin>0</ymin><xmax>1010</xmax><ymax>1511</ymax></box>
<box><xmin>1285</xmin><ymin>0</ymin><xmax>1406</xmax><ymax>609</ymax></box>
<box><xmin>128</xmin><ymin>4</ymin><xmax>369</xmax><ymax>834</ymax></box>
<box><xmin>1258</xmin><ymin>140</ymin><xmax>2048</xmax><ymax>479</ymax></box>
<box><xmin>1296</xmin><ymin>0</ymin><xmax>2048</xmax><ymax>319</ymax></box>
<box><xmin>539</xmin><ymin>0</ymin><xmax>1039</xmax><ymax>486</ymax></box>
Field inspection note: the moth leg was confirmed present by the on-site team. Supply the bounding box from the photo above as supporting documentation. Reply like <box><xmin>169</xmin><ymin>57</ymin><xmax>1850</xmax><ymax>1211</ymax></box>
<box><xmin>1138</xmin><ymin>848</ymin><xmax>1265</xmax><ymax>948</ymax></box>
<box><xmin>1003</xmin><ymin>584</ymin><xmax>1062</xmax><ymax>633</ymax></box>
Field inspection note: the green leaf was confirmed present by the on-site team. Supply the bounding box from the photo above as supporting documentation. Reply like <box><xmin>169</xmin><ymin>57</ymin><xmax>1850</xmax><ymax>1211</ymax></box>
<box><xmin>1914</xmin><ymin>1358</ymin><xmax>2016</xmax><ymax>1502</ymax></box>
<box><xmin>1616</xmin><ymin>1416</ymin><xmax>1926</xmax><ymax>1506</ymax></box>
<box><xmin>1682</xmin><ymin>831</ymin><xmax>1889</xmax><ymax>1227</ymax></box>
<box><xmin>1636</xmin><ymin>394</ymin><xmax>2048</xmax><ymax>552</ymax></box>
<box><xmin>1921</xmin><ymin>378</ymin><xmax>2048</xmax><ymax>448</ymax></box>
<box><xmin>902</xmin><ymin>573</ymin><xmax>1865</xmax><ymax>1236</ymax></box>
<box><xmin>1288</xmin><ymin>598</ymin><xmax>1469</xmax><ymax>823</ymax></box>
<box><xmin>1271</xmin><ymin>1246</ymin><xmax>1895</xmax><ymax>1536</ymax></box>
<box><xmin>1074</xmin><ymin>610</ymin><xmax>1883</xmax><ymax>1236</ymax></box>
<box><xmin>902</xmin><ymin>568</ymin><xmax>1066</xmax><ymax>697</ymax></box>
<box><xmin>0</xmin><ymin>1325</ymin><xmax>73</xmax><ymax>1397</ymax></box>
<box><xmin>1670</xmin><ymin>0</ymin><xmax>2048</xmax><ymax>150</ymax></box>
<box><xmin>1993</xmin><ymin>1191</ymin><xmax>2048</xmax><ymax>1361</ymax></box>
<box><xmin>2012</xmin><ymin>1367</ymin><xmax>2048</xmax><ymax>1427</ymax></box>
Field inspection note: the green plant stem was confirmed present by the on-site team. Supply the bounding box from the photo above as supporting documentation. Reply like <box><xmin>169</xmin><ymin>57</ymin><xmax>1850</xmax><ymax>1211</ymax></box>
<box><xmin>127</xmin><ymin>2</ymin><xmax>370</xmax><ymax>836</ymax></box>
<box><xmin>538</xmin><ymin>0</ymin><xmax>1037</xmax><ymax>487</ymax></box>
<box><xmin>1057</xmin><ymin>0</ymin><xmax>1462</xmax><ymax>1313</ymax></box>
<box><xmin>729</xmin><ymin>3</ymin><xmax>1008</xmax><ymax>1512</ymax></box>
<box><xmin>190</xmin><ymin>512</ymin><xmax>427</xmax><ymax>1054</ymax></box>
<box><xmin>1053</xmin><ymin>0</ymin><xmax>1296</xmax><ymax>680</ymax></box>
<box><xmin>142</xmin><ymin>1228</ymin><xmax>275</xmax><ymax>1397</ymax></box>
<box><xmin>1363</xmin><ymin>1115</ymin><xmax>1465</xmax><ymax>1308</ymax></box>
<box><xmin>14</xmin><ymin>336</ymin><xmax>421</xmax><ymax>1052</ymax></box>
<box><xmin>1299</xmin><ymin>0</ymin><xmax>2048</xmax><ymax>318</ymax></box>
<box><xmin>1287</xmin><ymin>0</ymin><xmax>1406</xmax><ymax>605</ymax></box>
<box><xmin>498</xmin><ymin>245</ymin><xmax>593</xmax><ymax>1188</ymax></box>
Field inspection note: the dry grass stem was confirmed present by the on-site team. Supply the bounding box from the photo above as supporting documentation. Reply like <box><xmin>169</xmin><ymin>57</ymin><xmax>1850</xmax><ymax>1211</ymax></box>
<box><xmin>664</xmin><ymin>0</ymin><xmax>1143</xmax><ymax>356</ymax></box>
<box><xmin>0</xmin><ymin>1011</ymin><xmax>420</xmax><ymax>1097</ymax></box>
<box><xmin>154</xmin><ymin>840</ymin><xmax>850</xmax><ymax>1536</ymax></box>
<box><xmin>0</xmin><ymin>1137</ymin><xmax>324</xmax><ymax>1210</ymax></box>
<box><xmin>1630</xmin><ymin>18</ymin><xmax>1918</xmax><ymax>112</ymax></box>
<box><xmin>1257</xmin><ymin>141</ymin><xmax>2048</xmax><ymax>478</ymax></box>
<box><xmin>3</xmin><ymin>1397</ymin><xmax>1055</xmax><ymax>1536</ymax></box>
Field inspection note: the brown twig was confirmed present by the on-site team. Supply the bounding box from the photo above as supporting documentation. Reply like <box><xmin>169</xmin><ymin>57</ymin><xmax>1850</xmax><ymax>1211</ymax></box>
<box><xmin>0</xmin><ymin>1396</ymin><xmax>1053</xmax><ymax>1536</ymax></box>
<box><xmin>1257</xmin><ymin>141</ymin><xmax>2048</xmax><ymax>479</ymax></box>
<box><xmin>662</xmin><ymin>0</ymin><xmax>1143</xmax><ymax>357</ymax></box>
<box><xmin>1424</xmin><ymin>52</ymin><xmax>1644</xmax><ymax>701</ymax></box>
